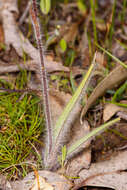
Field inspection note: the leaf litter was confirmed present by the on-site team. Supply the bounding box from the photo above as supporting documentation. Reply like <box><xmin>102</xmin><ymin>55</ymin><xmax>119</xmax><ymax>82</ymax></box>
<box><xmin>0</xmin><ymin>0</ymin><xmax>127</xmax><ymax>190</ymax></box>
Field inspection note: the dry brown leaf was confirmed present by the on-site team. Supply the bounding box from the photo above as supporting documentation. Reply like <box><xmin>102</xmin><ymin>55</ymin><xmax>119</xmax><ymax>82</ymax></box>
<box><xmin>0</xmin><ymin>59</ymin><xmax>69</xmax><ymax>74</ymax></box>
<box><xmin>96</xmin><ymin>21</ymin><xmax>107</xmax><ymax>31</ymax></box>
<box><xmin>117</xmin><ymin>111</ymin><xmax>127</xmax><ymax>120</ymax></box>
<box><xmin>10</xmin><ymin>170</ymin><xmax>73</xmax><ymax>190</ymax></box>
<box><xmin>112</xmin><ymin>41</ymin><xmax>127</xmax><ymax>60</ymax></box>
<box><xmin>64</xmin><ymin>120</ymin><xmax>91</xmax><ymax>177</ymax></box>
<box><xmin>63</xmin><ymin>22</ymin><xmax>79</xmax><ymax>44</ymax></box>
<box><xmin>74</xmin><ymin>172</ymin><xmax>127</xmax><ymax>190</ymax></box>
<box><xmin>73</xmin><ymin>150</ymin><xmax>127</xmax><ymax>190</ymax></box>
<box><xmin>49</xmin><ymin>90</ymin><xmax>72</xmax><ymax>126</ymax></box>
<box><xmin>103</xmin><ymin>103</ymin><xmax>127</xmax><ymax>122</ymax></box>
<box><xmin>65</xmin><ymin>149</ymin><xmax>91</xmax><ymax>178</ymax></box>
<box><xmin>31</xmin><ymin>175</ymin><xmax>53</xmax><ymax>190</ymax></box>
<box><xmin>81</xmin><ymin>64</ymin><xmax>127</xmax><ymax>121</ymax></box>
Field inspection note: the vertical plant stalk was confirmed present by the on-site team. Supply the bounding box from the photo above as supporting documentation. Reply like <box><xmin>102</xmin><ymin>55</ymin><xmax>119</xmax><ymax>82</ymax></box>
<box><xmin>108</xmin><ymin>0</ymin><xmax>116</xmax><ymax>46</ymax></box>
<box><xmin>30</xmin><ymin>0</ymin><xmax>52</xmax><ymax>158</ymax></box>
<box><xmin>90</xmin><ymin>0</ymin><xmax>97</xmax><ymax>44</ymax></box>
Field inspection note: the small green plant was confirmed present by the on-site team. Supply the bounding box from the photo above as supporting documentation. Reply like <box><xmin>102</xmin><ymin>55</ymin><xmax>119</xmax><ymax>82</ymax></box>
<box><xmin>59</xmin><ymin>38</ymin><xmax>67</xmax><ymax>53</ymax></box>
<box><xmin>40</xmin><ymin>0</ymin><xmax>51</xmax><ymax>15</ymax></box>
<box><xmin>77</xmin><ymin>0</ymin><xmax>87</xmax><ymax>14</ymax></box>
<box><xmin>30</xmin><ymin>0</ymin><xmax>120</xmax><ymax>171</ymax></box>
<box><xmin>58</xmin><ymin>145</ymin><xmax>67</xmax><ymax>169</ymax></box>
<box><xmin>0</xmin><ymin>78</ymin><xmax>44</xmax><ymax>178</ymax></box>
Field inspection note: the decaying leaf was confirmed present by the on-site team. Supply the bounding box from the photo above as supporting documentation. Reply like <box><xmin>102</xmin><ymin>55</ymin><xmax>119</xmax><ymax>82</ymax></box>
<box><xmin>10</xmin><ymin>170</ymin><xmax>73</xmax><ymax>190</ymax></box>
<box><xmin>73</xmin><ymin>150</ymin><xmax>127</xmax><ymax>190</ymax></box>
<box><xmin>96</xmin><ymin>21</ymin><xmax>107</xmax><ymax>31</ymax></box>
<box><xmin>74</xmin><ymin>172</ymin><xmax>127</xmax><ymax>190</ymax></box>
<box><xmin>49</xmin><ymin>90</ymin><xmax>72</xmax><ymax>126</ymax></box>
<box><xmin>63</xmin><ymin>22</ymin><xmax>79</xmax><ymax>44</ymax></box>
<box><xmin>31</xmin><ymin>175</ymin><xmax>53</xmax><ymax>190</ymax></box>
<box><xmin>81</xmin><ymin>64</ymin><xmax>127</xmax><ymax>121</ymax></box>
<box><xmin>117</xmin><ymin>111</ymin><xmax>127</xmax><ymax>120</ymax></box>
<box><xmin>103</xmin><ymin>103</ymin><xmax>127</xmax><ymax>122</ymax></box>
<box><xmin>0</xmin><ymin>59</ymin><xmax>69</xmax><ymax>75</ymax></box>
<box><xmin>64</xmin><ymin>120</ymin><xmax>91</xmax><ymax>177</ymax></box>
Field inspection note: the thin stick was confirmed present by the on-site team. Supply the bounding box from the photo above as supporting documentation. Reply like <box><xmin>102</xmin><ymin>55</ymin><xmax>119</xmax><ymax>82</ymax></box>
<box><xmin>30</xmin><ymin>0</ymin><xmax>52</xmax><ymax>158</ymax></box>
<box><xmin>19</xmin><ymin>1</ymin><xmax>31</xmax><ymax>25</ymax></box>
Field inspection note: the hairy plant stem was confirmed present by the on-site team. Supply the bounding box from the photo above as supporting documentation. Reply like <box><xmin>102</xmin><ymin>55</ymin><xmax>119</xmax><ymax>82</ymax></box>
<box><xmin>30</xmin><ymin>0</ymin><xmax>52</xmax><ymax>159</ymax></box>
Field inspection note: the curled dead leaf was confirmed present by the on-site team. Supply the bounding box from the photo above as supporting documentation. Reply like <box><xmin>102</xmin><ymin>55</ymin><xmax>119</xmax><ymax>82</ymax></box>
<box><xmin>31</xmin><ymin>175</ymin><xmax>53</xmax><ymax>190</ymax></box>
<box><xmin>81</xmin><ymin>64</ymin><xmax>127</xmax><ymax>121</ymax></box>
<box><xmin>73</xmin><ymin>150</ymin><xmax>127</xmax><ymax>190</ymax></box>
<box><xmin>11</xmin><ymin>170</ymin><xmax>73</xmax><ymax>190</ymax></box>
<box><xmin>103</xmin><ymin>103</ymin><xmax>127</xmax><ymax>122</ymax></box>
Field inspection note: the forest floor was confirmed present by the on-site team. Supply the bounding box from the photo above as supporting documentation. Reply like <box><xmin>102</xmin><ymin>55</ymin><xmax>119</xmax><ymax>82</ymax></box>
<box><xmin>0</xmin><ymin>0</ymin><xmax>127</xmax><ymax>190</ymax></box>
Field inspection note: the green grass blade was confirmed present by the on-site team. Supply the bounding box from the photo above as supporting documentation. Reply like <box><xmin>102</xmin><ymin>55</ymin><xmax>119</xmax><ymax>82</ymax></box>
<box><xmin>108</xmin><ymin>0</ymin><xmax>116</xmax><ymax>46</ymax></box>
<box><xmin>67</xmin><ymin>117</ymin><xmax>120</xmax><ymax>156</ymax></box>
<box><xmin>96</xmin><ymin>44</ymin><xmax>127</xmax><ymax>69</ymax></box>
<box><xmin>53</xmin><ymin>53</ymin><xmax>97</xmax><ymax>140</ymax></box>
<box><xmin>121</xmin><ymin>0</ymin><xmax>127</xmax><ymax>24</ymax></box>
<box><xmin>90</xmin><ymin>0</ymin><xmax>97</xmax><ymax>43</ymax></box>
<box><xmin>112</xmin><ymin>80</ymin><xmax>127</xmax><ymax>102</ymax></box>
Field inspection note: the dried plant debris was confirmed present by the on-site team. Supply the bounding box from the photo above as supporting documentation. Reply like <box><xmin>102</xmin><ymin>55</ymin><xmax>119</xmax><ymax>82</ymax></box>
<box><xmin>0</xmin><ymin>0</ymin><xmax>69</xmax><ymax>73</ymax></box>
<box><xmin>73</xmin><ymin>150</ymin><xmax>127</xmax><ymax>190</ymax></box>
<box><xmin>81</xmin><ymin>64</ymin><xmax>127</xmax><ymax>121</ymax></box>
<box><xmin>9</xmin><ymin>170</ymin><xmax>72</xmax><ymax>190</ymax></box>
<box><xmin>103</xmin><ymin>103</ymin><xmax>127</xmax><ymax>122</ymax></box>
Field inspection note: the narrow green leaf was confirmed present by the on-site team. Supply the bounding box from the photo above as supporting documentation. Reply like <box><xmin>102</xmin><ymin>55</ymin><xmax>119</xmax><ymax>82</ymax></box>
<box><xmin>112</xmin><ymin>80</ymin><xmax>127</xmax><ymax>102</ymax></box>
<box><xmin>108</xmin><ymin>0</ymin><xmax>116</xmax><ymax>45</ymax></box>
<box><xmin>107</xmin><ymin>101</ymin><xmax>127</xmax><ymax>108</ymax></box>
<box><xmin>96</xmin><ymin>43</ymin><xmax>127</xmax><ymax>69</ymax></box>
<box><xmin>67</xmin><ymin>117</ymin><xmax>120</xmax><ymax>156</ymax></box>
<box><xmin>54</xmin><ymin>53</ymin><xmax>97</xmax><ymax>140</ymax></box>
<box><xmin>40</xmin><ymin>0</ymin><xmax>51</xmax><ymax>15</ymax></box>
<box><xmin>70</xmin><ymin>71</ymin><xmax>77</xmax><ymax>94</ymax></box>
<box><xmin>77</xmin><ymin>0</ymin><xmax>87</xmax><ymax>14</ymax></box>
<box><xmin>61</xmin><ymin>145</ymin><xmax>67</xmax><ymax>167</ymax></box>
<box><xmin>90</xmin><ymin>0</ymin><xmax>97</xmax><ymax>43</ymax></box>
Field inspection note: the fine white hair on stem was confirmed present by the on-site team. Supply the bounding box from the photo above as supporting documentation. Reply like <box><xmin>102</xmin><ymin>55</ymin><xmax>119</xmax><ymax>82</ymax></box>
<box><xmin>30</xmin><ymin>0</ymin><xmax>53</xmax><ymax>163</ymax></box>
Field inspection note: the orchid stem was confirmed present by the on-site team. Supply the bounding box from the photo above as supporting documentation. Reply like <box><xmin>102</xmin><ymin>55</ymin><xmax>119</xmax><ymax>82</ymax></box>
<box><xmin>30</xmin><ymin>0</ymin><xmax>52</xmax><ymax>158</ymax></box>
